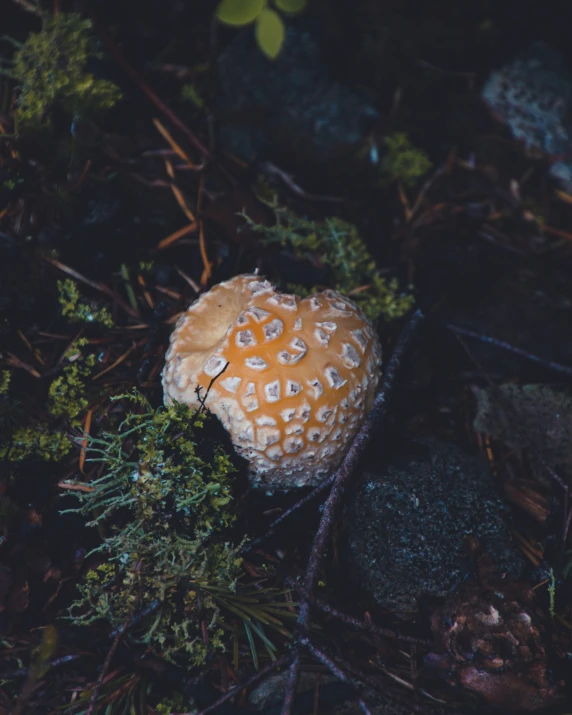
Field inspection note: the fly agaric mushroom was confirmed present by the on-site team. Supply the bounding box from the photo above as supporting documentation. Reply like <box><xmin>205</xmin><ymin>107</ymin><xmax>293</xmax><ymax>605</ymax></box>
<box><xmin>162</xmin><ymin>274</ymin><xmax>382</xmax><ymax>491</ymax></box>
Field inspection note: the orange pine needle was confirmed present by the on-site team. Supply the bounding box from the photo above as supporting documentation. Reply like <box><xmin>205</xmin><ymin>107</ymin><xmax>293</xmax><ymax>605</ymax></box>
<box><xmin>92</xmin><ymin>344</ymin><xmax>137</xmax><ymax>381</ymax></box>
<box><xmin>153</xmin><ymin>118</ymin><xmax>195</xmax><ymax>167</ymax></box>
<box><xmin>79</xmin><ymin>409</ymin><xmax>93</xmax><ymax>474</ymax></box>
<box><xmin>157</xmin><ymin>222</ymin><xmax>197</xmax><ymax>250</ymax></box>
<box><xmin>164</xmin><ymin>158</ymin><xmax>196</xmax><ymax>223</ymax></box>
<box><xmin>198</xmin><ymin>221</ymin><xmax>212</xmax><ymax>286</ymax></box>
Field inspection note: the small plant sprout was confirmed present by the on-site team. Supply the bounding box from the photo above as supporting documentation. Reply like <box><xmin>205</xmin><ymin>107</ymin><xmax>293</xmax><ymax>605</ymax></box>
<box><xmin>242</xmin><ymin>200</ymin><xmax>415</xmax><ymax>321</ymax></box>
<box><xmin>216</xmin><ymin>0</ymin><xmax>307</xmax><ymax>59</ymax></box>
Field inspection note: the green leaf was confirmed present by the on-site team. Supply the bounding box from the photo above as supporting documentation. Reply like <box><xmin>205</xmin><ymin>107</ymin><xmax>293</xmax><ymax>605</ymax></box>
<box><xmin>255</xmin><ymin>8</ymin><xmax>285</xmax><ymax>59</ymax></box>
<box><xmin>274</xmin><ymin>0</ymin><xmax>307</xmax><ymax>13</ymax></box>
<box><xmin>216</xmin><ymin>0</ymin><xmax>266</xmax><ymax>26</ymax></box>
<box><xmin>243</xmin><ymin>620</ymin><xmax>258</xmax><ymax>669</ymax></box>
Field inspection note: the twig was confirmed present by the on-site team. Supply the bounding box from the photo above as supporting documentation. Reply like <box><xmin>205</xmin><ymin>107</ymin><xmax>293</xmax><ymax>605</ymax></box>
<box><xmin>293</xmin><ymin>587</ymin><xmax>433</xmax><ymax>647</ymax></box>
<box><xmin>109</xmin><ymin>599</ymin><xmax>161</xmax><ymax>639</ymax></box>
<box><xmin>299</xmin><ymin>637</ymin><xmax>374</xmax><ymax>714</ymax></box>
<box><xmin>447</xmin><ymin>323</ymin><xmax>572</xmax><ymax>377</ymax></box>
<box><xmin>86</xmin><ymin>600</ymin><xmax>138</xmax><ymax>715</ymax></box>
<box><xmin>92</xmin><ymin>22</ymin><xmax>212</xmax><ymax>161</ymax></box>
<box><xmin>259</xmin><ymin>161</ymin><xmax>344</xmax><ymax>204</ymax></box>
<box><xmin>43</xmin><ymin>257</ymin><xmax>139</xmax><ymax>319</ymax></box>
<box><xmin>407</xmin><ymin>165</ymin><xmax>448</xmax><ymax>224</ymax></box>
<box><xmin>280</xmin><ymin>650</ymin><xmax>301</xmax><ymax>715</ymax></box>
<box><xmin>281</xmin><ymin>309</ymin><xmax>424</xmax><ymax>714</ymax></box>
<box><xmin>11</xmin><ymin>0</ymin><xmax>43</xmax><ymax>16</ymax></box>
<box><xmin>174</xmin><ymin>655</ymin><xmax>290</xmax><ymax>715</ymax></box>
<box><xmin>241</xmin><ymin>475</ymin><xmax>335</xmax><ymax>554</ymax></box>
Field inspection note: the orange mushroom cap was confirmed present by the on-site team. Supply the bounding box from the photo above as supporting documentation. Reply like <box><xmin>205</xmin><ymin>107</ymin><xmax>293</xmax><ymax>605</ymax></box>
<box><xmin>162</xmin><ymin>274</ymin><xmax>382</xmax><ymax>491</ymax></box>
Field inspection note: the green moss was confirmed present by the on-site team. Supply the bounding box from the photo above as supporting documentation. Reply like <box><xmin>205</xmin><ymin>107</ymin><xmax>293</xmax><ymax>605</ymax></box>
<box><xmin>11</xmin><ymin>13</ymin><xmax>121</xmax><ymax>126</ymax></box>
<box><xmin>181</xmin><ymin>83</ymin><xmax>206</xmax><ymax>110</ymax></box>
<box><xmin>48</xmin><ymin>339</ymin><xmax>96</xmax><ymax>426</ymax></box>
<box><xmin>0</xmin><ymin>423</ymin><xmax>72</xmax><ymax>461</ymax></box>
<box><xmin>0</xmin><ymin>340</ymin><xmax>98</xmax><ymax>461</ymax></box>
<box><xmin>67</xmin><ymin>392</ymin><xmax>244</xmax><ymax>665</ymax></box>
<box><xmin>155</xmin><ymin>692</ymin><xmax>186</xmax><ymax>715</ymax></box>
<box><xmin>57</xmin><ymin>279</ymin><xmax>114</xmax><ymax>328</ymax></box>
<box><xmin>380</xmin><ymin>132</ymin><xmax>432</xmax><ymax>187</ymax></box>
<box><xmin>243</xmin><ymin>201</ymin><xmax>414</xmax><ymax>321</ymax></box>
<box><xmin>0</xmin><ymin>370</ymin><xmax>10</xmax><ymax>395</ymax></box>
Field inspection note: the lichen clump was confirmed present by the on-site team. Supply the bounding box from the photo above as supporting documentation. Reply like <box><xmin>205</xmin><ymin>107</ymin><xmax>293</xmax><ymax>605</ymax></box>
<box><xmin>48</xmin><ymin>338</ymin><xmax>97</xmax><ymax>426</ymax></box>
<box><xmin>380</xmin><ymin>132</ymin><xmax>432</xmax><ymax>187</ymax></box>
<box><xmin>68</xmin><ymin>392</ymin><xmax>243</xmax><ymax>665</ymax></box>
<box><xmin>0</xmin><ymin>339</ymin><xmax>96</xmax><ymax>461</ymax></box>
<box><xmin>12</xmin><ymin>13</ymin><xmax>121</xmax><ymax>125</ymax></box>
<box><xmin>57</xmin><ymin>279</ymin><xmax>114</xmax><ymax>328</ymax></box>
<box><xmin>243</xmin><ymin>202</ymin><xmax>414</xmax><ymax>321</ymax></box>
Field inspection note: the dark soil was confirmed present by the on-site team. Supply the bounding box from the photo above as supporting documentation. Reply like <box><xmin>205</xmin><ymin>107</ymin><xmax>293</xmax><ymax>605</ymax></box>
<box><xmin>1</xmin><ymin>1</ymin><xmax>572</xmax><ymax>713</ymax></box>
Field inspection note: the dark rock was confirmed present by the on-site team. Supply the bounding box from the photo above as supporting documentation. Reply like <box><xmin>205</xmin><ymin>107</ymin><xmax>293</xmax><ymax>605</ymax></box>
<box><xmin>473</xmin><ymin>384</ymin><xmax>572</xmax><ymax>487</ymax></box>
<box><xmin>215</xmin><ymin>24</ymin><xmax>378</xmax><ymax>165</ymax></box>
<box><xmin>342</xmin><ymin>439</ymin><xmax>525</xmax><ymax>613</ymax></box>
<box><xmin>482</xmin><ymin>42</ymin><xmax>572</xmax><ymax>189</ymax></box>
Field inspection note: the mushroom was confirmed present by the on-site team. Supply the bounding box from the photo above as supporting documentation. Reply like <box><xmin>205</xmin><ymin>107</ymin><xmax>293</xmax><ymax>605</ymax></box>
<box><xmin>162</xmin><ymin>274</ymin><xmax>382</xmax><ymax>491</ymax></box>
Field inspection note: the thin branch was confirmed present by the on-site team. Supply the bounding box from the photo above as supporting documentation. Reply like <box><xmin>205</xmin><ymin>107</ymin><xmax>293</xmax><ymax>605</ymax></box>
<box><xmin>301</xmin><ymin>310</ymin><xmax>424</xmax><ymax>626</ymax></box>
<box><xmin>299</xmin><ymin>637</ymin><xmax>375</xmax><ymax>714</ymax></box>
<box><xmin>294</xmin><ymin>586</ymin><xmax>433</xmax><ymax>647</ymax></box>
<box><xmin>447</xmin><ymin>323</ymin><xmax>572</xmax><ymax>377</ymax></box>
<box><xmin>281</xmin><ymin>309</ymin><xmax>424</xmax><ymax>714</ymax></box>
<box><xmin>11</xmin><ymin>0</ymin><xmax>43</xmax><ymax>17</ymax></box>
<box><xmin>86</xmin><ymin>598</ymin><xmax>138</xmax><ymax>715</ymax></box>
<box><xmin>241</xmin><ymin>475</ymin><xmax>335</xmax><ymax>554</ymax></box>
<box><xmin>175</xmin><ymin>655</ymin><xmax>290</xmax><ymax>715</ymax></box>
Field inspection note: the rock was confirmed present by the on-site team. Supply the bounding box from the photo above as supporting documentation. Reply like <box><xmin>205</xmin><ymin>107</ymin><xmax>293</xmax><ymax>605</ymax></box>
<box><xmin>215</xmin><ymin>24</ymin><xmax>378</xmax><ymax>165</ymax></box>
<box><xmin>473</xmin><ymin>384</ymin><xmax>572</xmax><ymax>486</ymax></box>
<box><xmin>482</xmin><ymin>42</ymin><xmax>572</xmax><ymax>189</ymax></box>
<box><xmin>342</xmin><ymin>439</ymin><xmax>525</xmax><ymax>613</ymax></box>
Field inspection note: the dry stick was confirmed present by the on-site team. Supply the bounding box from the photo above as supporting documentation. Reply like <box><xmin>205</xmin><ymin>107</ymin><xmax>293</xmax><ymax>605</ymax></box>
<box><xmin>93</xmin><ymin>23</ymin><xmax>211</xmax><ymax>160</ymax></box>
<box><xmin>280</xmin><ymin>649</ymin><xmax>301</xmax><ymax>715</ymax></box>
<box><xmin>86</xmin><ymin>600</ymin><xmax>138</xmax><ymax>715</ymax></box>
<box><xmin>281</xmin><ymin>309</ymin><xmax>425</xmax><ymax>715</ymax></box>
<box><xmin>92</xmin><ymin>20</ymin><xmax>236</xmax><ymax>187</ymax></box>
<box><xmin>294</xmin><ymin>586</ymin><xmax>433</xmax><ymax>647</ymax></box>
<box><xmin>241</xmin><ymin>476</ymin><xmax>334</xmax><ymax>554</ymax></box>
<box><xmin>447</xmin><ymin>323</ymin><xmax>572</xmax><ymax>378</ymax></box>
<box><xmin>174</xmin><ymin>655</ymin><xmax>290</xmax><ymax>715</ymax></box>
<box><xmin>299</xmin><ymin>636</ymin><xmax>375</xmax><ymax>715</ymax></box>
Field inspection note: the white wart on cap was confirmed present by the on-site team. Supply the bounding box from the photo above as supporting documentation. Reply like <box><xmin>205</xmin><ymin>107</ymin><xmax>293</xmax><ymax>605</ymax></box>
<box><xmin>162</xmin><ymin>274</ymin><xmax>382</xmax><ymax>491</ymax></box>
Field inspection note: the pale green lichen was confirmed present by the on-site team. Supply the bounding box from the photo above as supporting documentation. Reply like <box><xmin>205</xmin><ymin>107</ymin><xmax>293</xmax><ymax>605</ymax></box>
<box><xmin>57</xmin><ymin>279</ymin><xmax>114</xmax><ymax>328</ymax></box>
<box><xmin>380</xmin><ymin>132</ymin><xmax>432</xmax><ymax>187</ymax></box>
<box><xmin>10</xmin><ymin>13</ymin><xmax>121</xmax><ymax>126</ymax></box>
<box><xmin>242</xmin><ymin>201</ymin><xmax>414</xmax><ymax>321</ymax></box>
<box><xmin>67</xmin><ymin>392</ymin><xmax>243</xmax><ymax>665</ymax></box>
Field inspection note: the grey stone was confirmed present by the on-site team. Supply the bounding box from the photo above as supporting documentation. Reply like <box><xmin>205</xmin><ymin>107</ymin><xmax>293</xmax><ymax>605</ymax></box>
<box><xmin>216</xmin><ymin>25</ymin><xmax>378</xmax><ymax>164</ymax></box>
<box><xmin>482</xmin><ymin>42</ymin><xmax>572</xmax><ymax>190</ymax></box>
<box><xmin>343</xmin><ymin>439</ymin><xmax>525</xmax><ymax>613</ymax></box>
